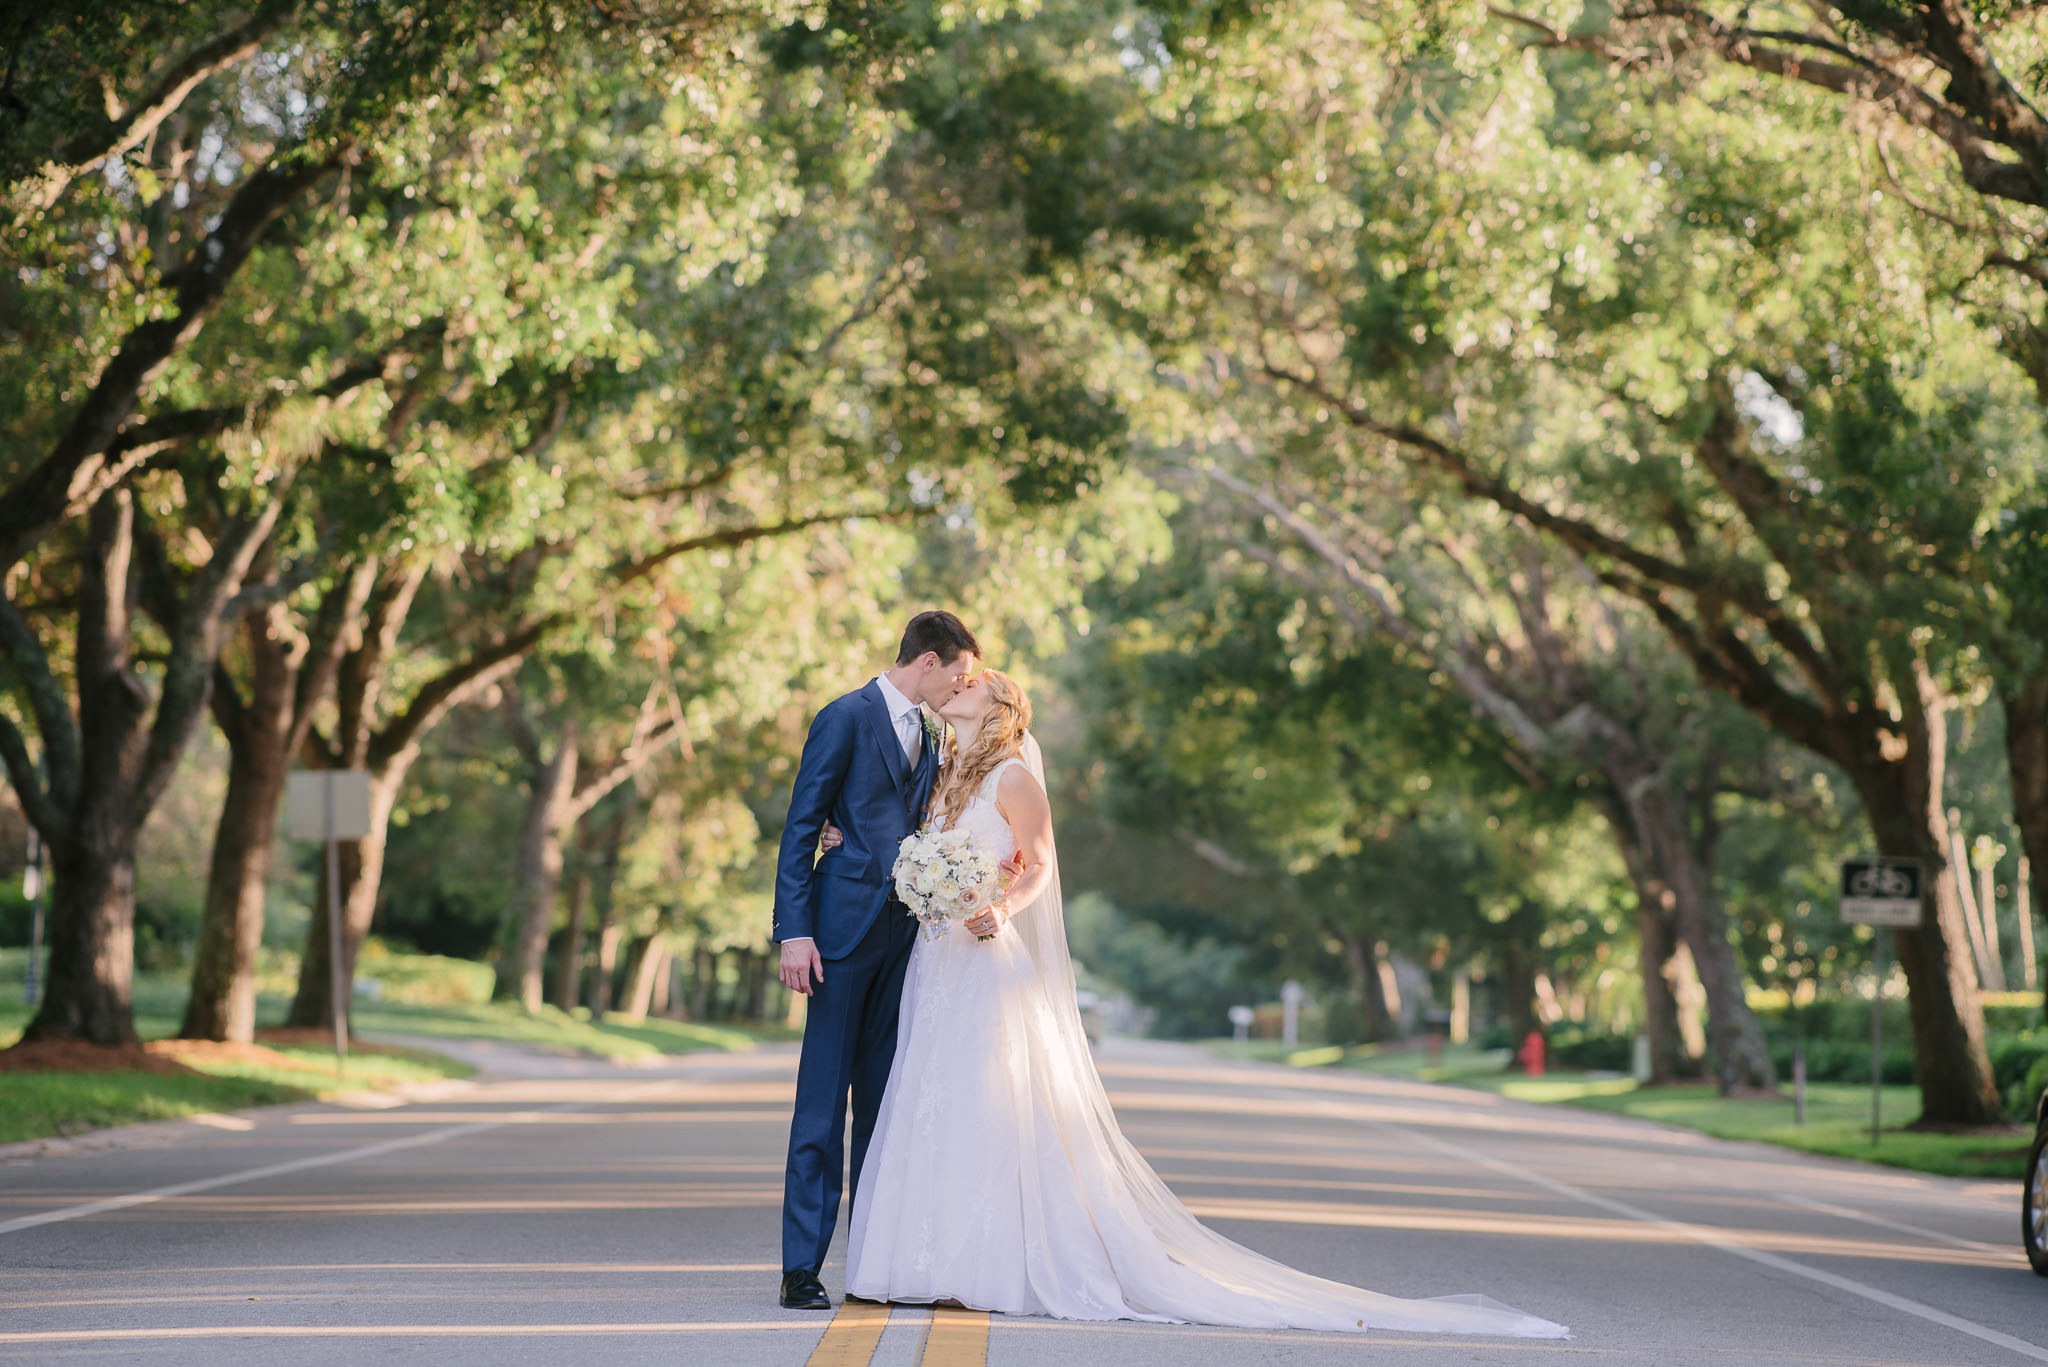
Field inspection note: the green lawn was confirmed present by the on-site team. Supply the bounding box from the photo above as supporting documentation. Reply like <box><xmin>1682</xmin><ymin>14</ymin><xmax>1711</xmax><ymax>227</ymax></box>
<box><xmin>1205</xmin><ymin>1038</ymin><xmax>2034</xmax><ymax>1181</ymax></box>
<box><xmin>0</xmin><ymin>1039</ymin><xmax>473</xmax><ymax>1146</ymax></box>
<box><xmin>0</xmin><ymin>946</ymin><xmax>795</xmax><ymax>1145</ymax></box>
<box><xmin>1567</xmin><ymin>1082</ymin><xmax>2031</xmax><ymax>1179</ymax></box>
<box><xmin>350</xmin><ymin>997</ymin><xmax>797</xmax><ymax>1061</ymax></box>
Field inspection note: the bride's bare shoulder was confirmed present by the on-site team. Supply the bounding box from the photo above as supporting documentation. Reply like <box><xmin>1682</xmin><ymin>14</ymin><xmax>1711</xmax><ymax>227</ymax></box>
<box><xmin>994</xmin><ymin>759</ymin><xmax>1047</xmax><ymax>812</ymax></box>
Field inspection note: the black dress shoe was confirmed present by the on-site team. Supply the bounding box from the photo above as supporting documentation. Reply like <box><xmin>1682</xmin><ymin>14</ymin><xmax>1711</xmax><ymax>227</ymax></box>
<box><xmin>780</xmin><ymin>1269</ymin><xmax>831</xmax><ymax>1310</ymax></box>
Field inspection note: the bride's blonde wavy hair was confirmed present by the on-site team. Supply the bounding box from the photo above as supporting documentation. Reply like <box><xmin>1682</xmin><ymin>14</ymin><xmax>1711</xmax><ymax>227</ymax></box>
<box><xmin>930</xmin><ymin>669</ymin><xmax>1032</xmax><ymax>832</ymax></box>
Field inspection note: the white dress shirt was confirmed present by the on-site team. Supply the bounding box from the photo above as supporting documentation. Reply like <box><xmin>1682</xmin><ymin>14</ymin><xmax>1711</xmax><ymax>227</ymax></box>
<box><xmin>874</xmin><ymin>672</ymin><xmax>925</xmax><ymax>764</ymax></box>
<box><xmin>785</xmin><ymin>676</ymin><xmax>922</xmax><ymax>951</ymax></box>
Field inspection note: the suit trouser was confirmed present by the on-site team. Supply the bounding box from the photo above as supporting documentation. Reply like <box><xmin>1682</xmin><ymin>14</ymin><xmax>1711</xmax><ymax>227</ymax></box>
<box><xmin>780</xmin><ymin>900</ymin><xmax>917</xmax><ymax>1275</ymax></box>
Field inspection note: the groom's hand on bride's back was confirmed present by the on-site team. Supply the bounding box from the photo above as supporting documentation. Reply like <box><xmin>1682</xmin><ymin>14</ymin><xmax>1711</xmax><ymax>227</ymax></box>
<box><xmin>779</xmin><ymin>938</ymin><xmax>824</xmax><ymax>995</ymax></box>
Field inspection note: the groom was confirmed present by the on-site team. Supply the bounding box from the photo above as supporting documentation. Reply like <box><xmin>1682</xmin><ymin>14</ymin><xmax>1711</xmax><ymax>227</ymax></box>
<box><xmin>771</xmin><ymin>610</ymin><xmax>983</xmax><ymax>1311</ymax></box>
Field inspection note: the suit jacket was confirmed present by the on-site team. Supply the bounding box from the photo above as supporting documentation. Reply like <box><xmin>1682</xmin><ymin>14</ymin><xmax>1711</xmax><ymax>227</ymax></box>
<box><xmin>771</xmin><ymin>680</ymin><xmax>938</xmax><ymax>959</ymax></box>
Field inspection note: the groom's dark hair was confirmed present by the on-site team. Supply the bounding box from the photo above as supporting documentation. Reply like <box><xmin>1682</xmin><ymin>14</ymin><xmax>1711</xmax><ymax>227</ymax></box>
<box><xmin>896</xmin><ymin>610</ymin><xmax>981</xmax><ymax>666</ymax></box>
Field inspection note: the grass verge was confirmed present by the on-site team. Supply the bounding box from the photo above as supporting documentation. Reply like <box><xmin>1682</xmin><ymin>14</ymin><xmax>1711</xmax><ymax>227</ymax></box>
<box><xmin>350</xmin><ymin>998</ymin><xmax>798</xmax><ymax>1061</ymax></box>
<box><xmin>0</xmin><ymin>945</ymin><xmax>792</xmax><ymax>1145</ymax></box>
<box><xmin>0</xmin><ymin>1038</ymin><xmax>472</xmax><ymax>1147</ymax></box>
<box><xmin>1205</xmin><ymin>1038</ymin><xmax>2033</xmax><ymax>1180</ymax></box>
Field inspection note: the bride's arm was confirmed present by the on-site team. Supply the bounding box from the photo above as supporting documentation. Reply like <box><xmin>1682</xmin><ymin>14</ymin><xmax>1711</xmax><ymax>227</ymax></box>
<box><xmin>963</xmin><ymin>767</ymin><xmax>1055</xmax><ymax>938</ymax></box>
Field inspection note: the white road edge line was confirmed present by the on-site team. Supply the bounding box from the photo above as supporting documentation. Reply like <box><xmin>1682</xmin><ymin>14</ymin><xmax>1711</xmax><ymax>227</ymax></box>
<box><xmin>1332</xmin><ymin>1096</ymin><xmax>2048</xmax><ymax>1365</ymax></box>
<box><xmin>0</xmin><ymin>1104</ymin><xmax>593</xmax><ymax>1238</ymax></box>
<box><xmin>1776</xmin><ymin>1191</ymin><xmax>2018</xmax><ymax>1259</ymax></box>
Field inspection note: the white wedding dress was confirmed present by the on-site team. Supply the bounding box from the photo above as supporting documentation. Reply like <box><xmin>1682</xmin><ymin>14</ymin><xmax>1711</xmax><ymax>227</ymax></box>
<box><xmin>844</xmin><ymin>741</ymin><xmax>1568</xmax><ymax>1339</ymax></box>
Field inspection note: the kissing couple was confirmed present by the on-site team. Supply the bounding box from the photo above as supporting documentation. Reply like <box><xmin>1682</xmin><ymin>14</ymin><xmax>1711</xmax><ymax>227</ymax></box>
<box><xmin>770</xmin><ymin>610</ymin><xmax>1567</xmax><ymax>1338</ymax></box>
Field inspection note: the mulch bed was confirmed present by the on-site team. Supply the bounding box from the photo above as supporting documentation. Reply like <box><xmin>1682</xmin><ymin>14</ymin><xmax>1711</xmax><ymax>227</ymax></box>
<box><xmin>0</xmin><ymin>1039</ymin><xmax>197</xmax><ymax>1076</ymax></box>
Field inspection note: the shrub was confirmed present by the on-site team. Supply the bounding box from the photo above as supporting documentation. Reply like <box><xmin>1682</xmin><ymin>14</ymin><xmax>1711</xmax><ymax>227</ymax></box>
<box><xmin>1548</xmin><ymin>1031</ymin><xmax>1634</xmax><ymax>1072</ymax></box>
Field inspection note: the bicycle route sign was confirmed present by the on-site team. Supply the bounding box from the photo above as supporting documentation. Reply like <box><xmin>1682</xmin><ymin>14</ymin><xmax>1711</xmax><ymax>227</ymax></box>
<box><xmin>1839</xmin><ymin>858</ymin><xmax>1924</xmax><ymax>927</ymax></box>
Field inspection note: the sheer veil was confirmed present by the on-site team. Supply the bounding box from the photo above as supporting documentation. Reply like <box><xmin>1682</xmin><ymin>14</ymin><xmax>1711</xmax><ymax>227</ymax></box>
<box><xmin>1000</xmin><ymin>731</ymin><xmax>1569</xmax><ymax>1339</ymax></box>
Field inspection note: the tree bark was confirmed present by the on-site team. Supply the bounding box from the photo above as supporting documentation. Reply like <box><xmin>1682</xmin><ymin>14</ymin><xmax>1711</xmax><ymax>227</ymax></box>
<box><xmin>745</xmin><ymin>948</ymin><xmax>769</xmax><ymax>1022</ymax></box>
<box><xmin>2002</xmin><ymin>676</ymin><xmax>2048</xmax><ymax>1018</ymax></box>
<box><xmin>1335</xmin><ymin>929</ymin><xmax>1393</xmax><ymax>1043</ymax></box>
<box><xmin>1623</xmin><ymin>776</ymin><xmax>1776</xmax><ymax>1093</ymax></box>
<box><xmin>179</xmin><ymin>710</ymin><xmax>287</xmax><ymax>1042</ymax></box>
<box><xmin>15</xmin><ymin>489</ymin><xmax>278</xmax><ymax>1045</ymax></box>
<box><xmin>587</xmin><ymin>809</ymin><xmax>627</xmax><ymax>1017</ymax></box>
<box><xmin>1637</xmin><ymin>894</ymin><xmax>1691</xmax><ymax>1083</ymax></box>
<box><xmin>554</xmin><ymin>859</ymin><xmax>590</xmax><ymax>1013</ymax></box>
<box><xmin>690</xmin><ymin>943</ymin><xmax>716</xmax><ymax>1020</ymax></box>
<box><xmin>180</xmin><ymin>566</ymin><xmax>373</xmax><ymax>1041</ymax></box>
<box><xmin>494</xmin><ymin>722</ymin><xmax>580</xmax><ymax>1011</ymax></box>
<box><xmin>1598</xmin><ymin>789</ymin><xmax>1691</xmax><ymax>1083</ymax></box>
<box><xmin>0</xmin><ymin>148</ymin><xmax>342</xmax><ymax>574</ymax></box>
<box><xmin>1843</xmin><ymin>712</ymin><xmax>2002</xmax><ymax>1124</ymax></box>
<box><xmin>286</xmin><ymin>766</ymin><xmax>402</xmax><ymax>1031</ymax></box>
<box><xmin>618</xmin><ymin>936</ymin><xmax>668</xmax><ymax>1020</ymax></box>
<box><xmin>286</xmin><ymin>563</ymin><xmax>543</xmax><ymax>1030</ymax></box>
<box><xmin>30</xmin><ymin>832</ymin><xmax>142</xmax><ymax>1045</ymax></box>
<box><xmin>10</xmin><ymin>5</ymin><xmax>291</xmax><ymax>217</ymax></box>
<box><xmin>1499</xmin><ymin>935</ymin><xmax>1539</xmax><ymax>1065</ymax></box>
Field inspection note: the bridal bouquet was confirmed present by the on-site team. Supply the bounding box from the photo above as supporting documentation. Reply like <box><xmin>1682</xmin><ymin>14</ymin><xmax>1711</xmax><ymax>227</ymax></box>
<box><xmin>893</xmin><ymin>826</ymin><xmax>1004</xmax><ymax>941</ymax></box>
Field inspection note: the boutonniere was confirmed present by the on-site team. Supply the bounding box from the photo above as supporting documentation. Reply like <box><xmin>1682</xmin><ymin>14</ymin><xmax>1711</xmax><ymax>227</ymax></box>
<box><xmin>921</xmin><ymin>709</ymin><xmax>946</xmax><ymax>761</ymax></box>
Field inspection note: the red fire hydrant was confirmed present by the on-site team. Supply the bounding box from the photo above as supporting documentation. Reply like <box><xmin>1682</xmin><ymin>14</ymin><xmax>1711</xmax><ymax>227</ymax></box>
<box><xmin>1516</xmin><ymin>1030</ymin><xmax>1546</xmax><ymax>1077</ymax></box>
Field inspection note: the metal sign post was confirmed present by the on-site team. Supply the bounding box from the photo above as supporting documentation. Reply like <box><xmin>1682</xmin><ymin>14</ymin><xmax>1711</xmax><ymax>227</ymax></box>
<box><xmin>288</xmin><ymin>770</ymin><xmax>373</xmax><ymax>1075</ymax></box>
<box><xmin>1839</xmin><ymin>858</ymin><xmax>1923</xmax><ymax>1148</ymax></box>
<box><xmin>1280</xmin><ymin>980</ymin><xmax>1303</xmax><ymax>1048</ymax></box>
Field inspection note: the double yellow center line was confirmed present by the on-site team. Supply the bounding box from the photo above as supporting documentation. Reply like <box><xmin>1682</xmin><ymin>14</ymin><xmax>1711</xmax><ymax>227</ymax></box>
<box><xmin>803</xmin><ymin>1300</ymin><xmax>989</xmax><ymax>1367</ymax></box>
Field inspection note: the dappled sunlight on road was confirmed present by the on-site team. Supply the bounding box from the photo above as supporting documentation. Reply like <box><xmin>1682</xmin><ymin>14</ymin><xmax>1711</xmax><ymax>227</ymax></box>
<box><xmin>0</xmin><ymin>1261</ymin><xmax>779</xmax><ymax>1276</ymax></box>
<box><xmin>1154</xmin><ymin>1170</ymin><xmax>1558</xmax><ymax>1204</ymax></box>
<box><xmin>1106</xmin><ymin>1089</ymin><xmax>1653</xmax><ymax>1146</ymax></box>
<box><xmin>286</xmin><ymin>1109</ymin><xmax>789</xmax><ymax>1124</ymax></box>
<box><xmin>0</xmin><ymin>1322</ymin><xmax>825</xmax><ymax>1346</ymax></box>
<box><xmin>91</xmin><ymin>1186</ymin><xmax>786</xmax><ymax>1217</ymax></box>
<box><xmin>1181</xmin><ymin>1196</ymin><xmax>2024</xmax><ymax>1269</ymax></box>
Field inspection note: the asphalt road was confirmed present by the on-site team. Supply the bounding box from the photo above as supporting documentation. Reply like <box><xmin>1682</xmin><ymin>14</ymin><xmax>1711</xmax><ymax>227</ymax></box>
<box><xmin>0</xmin><ymin>1035</ymin><xmax>2040</xmax><ymax>1366</ymax></box>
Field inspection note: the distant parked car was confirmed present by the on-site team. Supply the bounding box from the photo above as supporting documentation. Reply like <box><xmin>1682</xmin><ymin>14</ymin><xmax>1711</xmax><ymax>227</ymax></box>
<box><xmin>2028</xmin><ymin>1086</ymin><xmax>2048</xmax><ymax>1277</ymax></box>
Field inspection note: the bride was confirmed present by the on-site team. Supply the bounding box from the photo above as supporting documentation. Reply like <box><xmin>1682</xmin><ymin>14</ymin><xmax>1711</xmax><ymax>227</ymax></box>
<box><xmin>833</xmin><ymin>668</ymin><xmax>1568</xmax><ymax>1339</ymax></box>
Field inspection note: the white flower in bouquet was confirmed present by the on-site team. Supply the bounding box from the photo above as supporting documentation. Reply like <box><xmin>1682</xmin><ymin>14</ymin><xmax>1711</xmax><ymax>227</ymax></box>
<box><xmin>893</xmin><ymin>824</ymin><xmax>1007</xmax><ymax>941</ymax></box>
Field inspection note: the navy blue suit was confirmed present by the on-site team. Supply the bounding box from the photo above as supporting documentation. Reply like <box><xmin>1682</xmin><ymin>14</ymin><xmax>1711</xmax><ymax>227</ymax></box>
<box><xmin>773</xmin><ymin>680</ymin><xmax>937</xmax><ymax>1276</ymax></box>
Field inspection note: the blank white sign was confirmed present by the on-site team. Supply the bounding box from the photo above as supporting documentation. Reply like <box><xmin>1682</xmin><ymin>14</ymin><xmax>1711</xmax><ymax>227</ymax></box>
<box><xmin>287</xmin><ymin>770</ymin><xmax>373</xmax><ymax>840</ymax></box>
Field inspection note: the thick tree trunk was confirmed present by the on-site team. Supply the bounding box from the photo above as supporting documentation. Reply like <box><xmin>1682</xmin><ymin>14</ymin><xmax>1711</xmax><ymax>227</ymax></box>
<box><xmin>180</xmin><ymin>742</ymin><xmax>286</xmax><ymax>1041</ymax></box>
<box><xmin>745</xmin><ymin>948</ymin><xmax>769</xmax><ymax>1021</ymax></box>
<box><xmin>593</xmin><ymin>924</ymin><xmax>621</xmax><ymax>1016</ymax></box>
<box><xmin>690</xmin><ymin>944</ymin><xmax>716</xmax><ymax>1020</ymax></box>
<box><xmin>181</xmin><ymin>613</ymin><xmax>294</xmax><ymax>1042</ymax></box>
<box><xmin>182</xmin><ymin>569</ymin><xmax>372</xmax><ymax>1042</ymax></box>
<box><xmin>619</xmin><ymin>936</ymin><xmax>668</xmax><ymax>1020</ymax></box>
<box><xmin>26</xmin><ymin>836</ymin><xmax>140</xmax><ymax>1045</ymax></box>
<box><xmin>20</xmin><ymin>489</ymin><xmax>253</xmax><ymax>1046</ymax></box>
<box><xmin>494</xmin><ymin>726</ymin><xmax>579</xmax><ymax>1011</ymax></box>
<box><xmin>1847</xmin><ymin>761</ymin><xmax>2002</xmax><ymax>1124</ymax></box>
<box><xmin>1335</xmin><ymin>929</ymin><xmax>1393</xmax><ymax>1043</ymax></box>
<box><xmin>554</xmin><ymin>862</ymin><xmax>590</xmax><ymax>1013</ymax></box>
<box><xmin>1599</xmin><ymin>790</ymin><xmax>1693</xmax><ymax>1083</ymax></box>
<box><xmin>2001</xmin><ymin>677</ymin><xmax>2048</xmax><ymax>1018</ymax></box>
<box><xmin>1626</xmin><ymin>778</ymin><xmax>1776</xmax><ymax>1093</ymax></box>
<box><xmin>1635</xmin><ymin>897</ymin><xmax>1690</xmax><ymax>1083</ymax></box>
<box><xmin>650</xmin><ymin>943</ymin><xmax>675</xmax><ymax>1016</ymax></box>
<box><xmin>286</xmin><ymin>769</ymin><xmax>402</xmax><ymax>1031</ymax></box>
<box><xmin>1499</xmin><ymin>938</ymin><xmax>1539</xmax><ymax>1065</ymax></box>
<box><xmin>587</xmin><ymin>814</ymin><xmax>625</xmax><ymax>1017</ymax></box>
